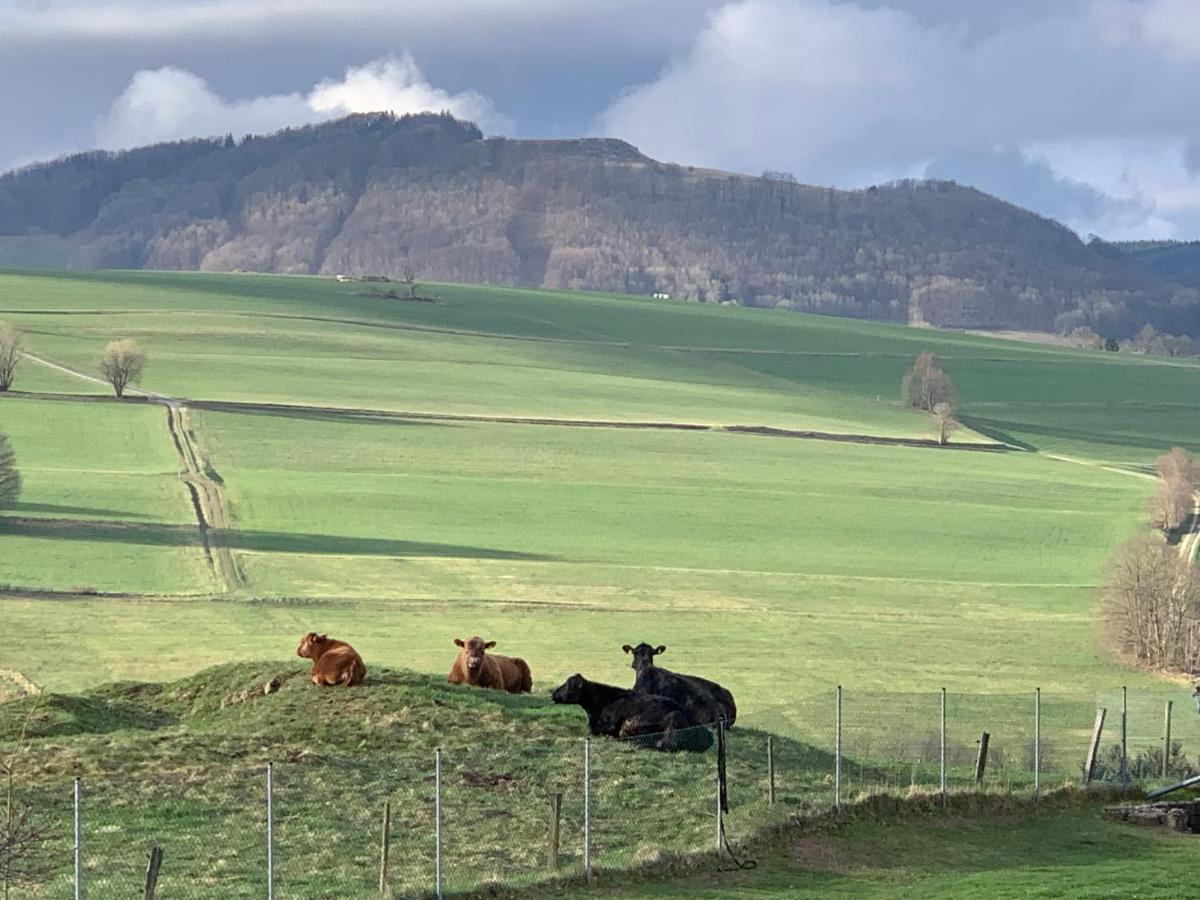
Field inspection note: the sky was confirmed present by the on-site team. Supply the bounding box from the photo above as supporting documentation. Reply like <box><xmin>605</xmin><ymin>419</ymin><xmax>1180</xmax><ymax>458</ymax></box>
<box><xmin>3</xmin><ymin>0</ymin><xmax>1200</xmax><ymax>240</ymax></box>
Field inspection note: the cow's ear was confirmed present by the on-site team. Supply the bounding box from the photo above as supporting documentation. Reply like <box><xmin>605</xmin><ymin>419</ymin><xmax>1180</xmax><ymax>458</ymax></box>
<box><xmin>654</xmin><ymin>645</ymin><xmax>667</xmax><ymax>655</ymax></box>
<box><xmin>484</xmin><ymin>641</ymin><xmax>496</xmax><ymax>649</ymax></box>
<box><xmin>622</xmin><ymin>645</ymin><xmax>633</xmax><ymax>654</ymax></box>
<box><xmin>454</xmin><ymin>638</ymin><xmax>465</xmax><ymax>647</ymax></box>
<box><xmin>318</xmin><ymin>634</ymin><xmax>328</xmax><ymax>642</ymax></box>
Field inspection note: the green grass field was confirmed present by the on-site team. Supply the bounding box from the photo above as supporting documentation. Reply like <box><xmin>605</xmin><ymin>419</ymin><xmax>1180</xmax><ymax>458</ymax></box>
<box><xmin>0</xmin><ymin>268</ymin><xmax>1193</xmax><ymax>699</ymax></box>
<box><xmin>560</xmin><ymin>794</ymin><xmax>1200</xmax><ymax>899</ymax></box>
<box><xmin>1</xmin><ymin>268</ymin><xmax>1198</xmax><ymax>897</ymax></box>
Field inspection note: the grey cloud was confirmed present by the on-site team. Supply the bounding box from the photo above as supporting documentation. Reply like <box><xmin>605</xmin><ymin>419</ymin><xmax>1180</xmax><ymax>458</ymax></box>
<box><xmin>924</xmin><ymin>148</ymin><xmax>1156</xmax><ymax>238</ymax></box>
<box><xmin>600</xmin><ymin>0</ymin><xmax>1200</xmax><ymax>238</ymax></box>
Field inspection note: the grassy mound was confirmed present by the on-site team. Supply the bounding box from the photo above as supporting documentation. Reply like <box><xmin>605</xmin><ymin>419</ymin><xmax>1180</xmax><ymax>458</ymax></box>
<box><xmin>1</xmin><ymin>663</ymin><xmax>824</xmax><ymax>898</ymax></box>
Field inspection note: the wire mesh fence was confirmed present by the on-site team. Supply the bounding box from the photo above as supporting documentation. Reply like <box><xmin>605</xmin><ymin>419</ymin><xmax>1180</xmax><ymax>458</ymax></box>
<box><xmin>7</xmin><ymin>684</ymin><xmax>1200</xmax><ymax>898</ymax></box>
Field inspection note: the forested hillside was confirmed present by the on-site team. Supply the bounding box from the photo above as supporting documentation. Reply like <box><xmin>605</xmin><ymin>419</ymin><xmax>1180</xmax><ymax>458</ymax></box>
<box><xmin>1109</xmin><ymin>240</ymin><xmax>1200</xmax><ymax>289</ymax></box>
<box><xmin>2</xmin><ymin>112</ymin><xmax>1197</xmax><ymax>336</ymax></box>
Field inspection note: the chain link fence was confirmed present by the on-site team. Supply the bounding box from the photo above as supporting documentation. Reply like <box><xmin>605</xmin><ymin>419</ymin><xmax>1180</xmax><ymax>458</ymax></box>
<box><xmin>6</xmin><ymin>684</ymin><xmax>1200</xmax><ymax>898</ymax></box>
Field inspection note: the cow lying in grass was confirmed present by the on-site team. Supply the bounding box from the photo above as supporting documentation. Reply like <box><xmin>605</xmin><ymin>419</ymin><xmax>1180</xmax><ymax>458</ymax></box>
<box><xmin>296</xmin><ymin>632</ymin><xmax>367</xmax><ymax>687</ymax></box>
<box><xmin>448</xmin><ymin>636</ymin><xmax>532</xmax><ymax>694</ymax></box>
<box><xmin>623</xmin><ymin>643</ymin><xmax>737</xmax><ymax>727</ymax></box>
<box><xmin>550</xmin><ymin>674</ymin><xmax>713</xmax><ymax>752</ymax></box>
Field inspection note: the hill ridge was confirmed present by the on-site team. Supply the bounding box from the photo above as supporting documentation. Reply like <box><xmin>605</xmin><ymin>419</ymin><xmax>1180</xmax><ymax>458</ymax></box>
<box><xmin>3</xmin><ymin>113</ymin><xmax>1199</xmax><ymax>336</ymax></box>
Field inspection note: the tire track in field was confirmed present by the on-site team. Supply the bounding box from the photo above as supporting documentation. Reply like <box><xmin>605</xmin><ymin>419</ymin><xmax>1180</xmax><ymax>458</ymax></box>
<box><xmin>21</xmin><ymin>353</ymin><xmax>243</xmax><ymax>591</ymax></box>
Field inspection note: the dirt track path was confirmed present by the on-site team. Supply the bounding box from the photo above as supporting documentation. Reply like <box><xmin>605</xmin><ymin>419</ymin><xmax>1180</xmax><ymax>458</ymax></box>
<box><xmin>23</xmin><ymin>354</ymin><xmax>242</xmax><ymax>590</ymax></box>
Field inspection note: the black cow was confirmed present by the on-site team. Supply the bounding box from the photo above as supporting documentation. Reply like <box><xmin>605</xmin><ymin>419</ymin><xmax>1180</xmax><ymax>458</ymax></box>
<box><xmin>550</xmin><ymin>674</ymin><xmax>713</xmax><ymax>752</ymax></box>
<box><xmin>623</xmin><ymin>643</ymin><xmax>737</xmax><ymax>727</ymax></box>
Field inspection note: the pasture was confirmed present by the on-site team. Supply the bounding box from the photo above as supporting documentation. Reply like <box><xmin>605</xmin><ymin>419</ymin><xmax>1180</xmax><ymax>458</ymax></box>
<box><xmin>0</xmin><ymin>268</ymin><xmax>1194</xmax><ymax>702</ymax></box>
<box><xmin>2</xmin><ymin>268</ymin><xmax>1199</xmax><ymax>897</ymax></box>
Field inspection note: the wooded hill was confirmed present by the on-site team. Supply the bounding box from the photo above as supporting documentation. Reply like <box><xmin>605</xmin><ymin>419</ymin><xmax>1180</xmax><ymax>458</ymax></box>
<box><xmin>2</xmin><ymin>112</ymin><xmax>1198</xmax><ymax>337</ymax></box>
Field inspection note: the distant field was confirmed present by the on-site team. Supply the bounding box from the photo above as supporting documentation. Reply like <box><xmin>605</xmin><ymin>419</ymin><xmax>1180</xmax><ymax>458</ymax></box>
<box><xmin>0</xmin><ymin>268</ymin><xmax>1193</xmax><ymax>703</ymax></box>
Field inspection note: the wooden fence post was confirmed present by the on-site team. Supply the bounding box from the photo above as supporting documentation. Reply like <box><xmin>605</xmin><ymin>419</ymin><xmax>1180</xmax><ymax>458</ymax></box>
<box><xmin>143</xmin><ymin>846</ymin><xmax>163</xmax><ymax>900</ymax></box>
<box><xmin>767</xmin><ymin>737</ymin><xmax>776</xmax><ymax>805</ymax></box>
<box><xmin>1162</xmin><ymin>701</ymin><xmax>1174</xmax><ymax>779</ymax></box>
<box><xmin>378</xmin><ymin>800</ymin><xmax>390</xmax><ymax>893</ymax></box>
<box><xmin>1083</xmin><ymin>708</ymin><xmax>1107</xmax><ymax>786</ymax></box>
<box><xmin>548</xmin><ymin>793</ymin><xmax>562</xmax><ymax>870</ymax></box>
<box><xmin>975</xmin><ymin>733</ymin><xmax>990</xmax><ymax>785</ymax></box>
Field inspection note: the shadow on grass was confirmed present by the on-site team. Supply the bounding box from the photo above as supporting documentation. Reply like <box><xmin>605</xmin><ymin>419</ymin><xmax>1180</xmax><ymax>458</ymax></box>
<box><xmin>0</xmin><ymin>516</ymin><xmax>555</xmax><ymax>561</ymax></box>
<box><xmin>0</xmin><ymin>692</ymin><xmax>178</xmax><ymax>740</ymax></box>
<box><xmin>956</xmin><ymin>416</ymin><xmax>1039</xmax><ymax>452</ymax></box>
<box><xmin>9</xmin><ymin>500</ymin><xmax>153</xmax><ymax>519</ymax></box>
<box><xmin>965</xmin><ymin>414</ymin><xmax>1183</xmax><ymax>455</ymax></box>
<box><xmin>194</xmin><ymin>400</ymin><xmax>460</xmax><ymax>429</ymax></box>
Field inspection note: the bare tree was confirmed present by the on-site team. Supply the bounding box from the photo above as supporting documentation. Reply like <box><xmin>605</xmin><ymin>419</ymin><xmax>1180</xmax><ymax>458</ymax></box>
<box><xmin>2</xmin><ymin>691</ymin><xmax>51</xmax><ymax>897</ymax></box>
<box><xmin>1103</xmin><ymin>536</ymin><xmax>1200</xmax><ymax>671</ymax></box>
<box><xmin>901</xmin><ymin>352</ymin><xmax>956</xmax><ymax>412</ymax></box>
<box><xmin>0</xmin><ymin>432</ymin><xmax>19</xmax><ymax>510</ymax></box>
<box><xmin>931</xmin><ymin>401</ymin><xmax>956</xmax><ymax>446</ymax></box>
<box><xmin>0</xmin><ymin>323</ymin><xmax>20</xmax><ymax>393</ymax></box>
<box><xmin>401</xmin><ymin>265</ymin><xmax>420</xmax><ymax>299</ymax></box>
<box><xmin>1151</xmin><ymin>477</ymin><xmax>1195</xmax><ymax>533</ymax></box>
<box><xmin>1156</xmin><ymin>447</ymin><xmax>1199</xmax><ymax>488</ymax></box>
<box><xmin>1066</xmin><ymin>325</ymin><xmax>1102</xmax><ymax>350</ymax></box>
<box><xmin>99</xmin><ymin>339</ymin><xmax>147</xmax><ymax>398</ymax></box>
<box><xmin>1150</xmin><ymin>448</ymin><xmax>1198</xmax><ymax>534</ymax></box>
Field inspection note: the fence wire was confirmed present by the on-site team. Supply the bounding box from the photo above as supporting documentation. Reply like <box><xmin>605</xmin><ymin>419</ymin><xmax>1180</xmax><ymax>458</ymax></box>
<box><xmin>6</xmin><ymin>685</ymin><xmax>1200</xmax><ymax>898</ymax></box>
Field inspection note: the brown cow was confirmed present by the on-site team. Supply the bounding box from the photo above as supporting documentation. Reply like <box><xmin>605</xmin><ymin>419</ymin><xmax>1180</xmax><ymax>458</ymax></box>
<box><xmin>447</xmin><ymin>636</ymin><xmax>532</xmax><ymax>693</ymax></box>
<box><xmin>297</xmin><ymin>632</ymin><xmax>367</xmax><ymax>687</ymax></box>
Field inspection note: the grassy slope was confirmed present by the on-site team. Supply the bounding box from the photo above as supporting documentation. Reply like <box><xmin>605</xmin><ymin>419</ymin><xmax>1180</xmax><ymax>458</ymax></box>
<box><xmin>0</xmin><ymin>663</ymin><xmax>822</xmax><ymax>899</ymax></box>
<box><xmin>558</xmin><ymin>797</ymin><xmax>1199</xmax><ymax>899</ymax></box>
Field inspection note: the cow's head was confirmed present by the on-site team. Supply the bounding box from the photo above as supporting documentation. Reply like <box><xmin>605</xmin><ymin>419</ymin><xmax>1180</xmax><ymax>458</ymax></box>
<box><xmin>550</xmin><ymin>674</ymin><xmax>587</xmax><ymax>705</ymax></box>
<box><xmin>454</xmin><ymin>636</ymin><xmax>495</xmax><ymax>676</ymax></box>
<box><xmin>622</xmin><ymin>642</ymin><xmax>666</xmax><ymax>672</ymax></box>
<box><xmin>297</xmin><ymin>632</ymin><xmax>328</xmax><ymax>659</ymax></box>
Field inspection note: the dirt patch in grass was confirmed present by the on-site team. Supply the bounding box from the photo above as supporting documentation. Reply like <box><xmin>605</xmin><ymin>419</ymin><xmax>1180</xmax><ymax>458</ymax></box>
<box><xmin>790</xmin><ymin>834</ymin><xmax>855</xmax><ymax>874</ymax></box>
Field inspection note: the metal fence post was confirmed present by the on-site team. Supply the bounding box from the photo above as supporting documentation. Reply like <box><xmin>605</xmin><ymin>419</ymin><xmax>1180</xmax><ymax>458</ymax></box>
<box><xmin>1034</xmin><ymin>688</ymin><xmax>1041</xmax><ymax>801</ymax></box>
<box><xmin>715</xmin><ymin>719</ymin><xmax>724</xmax><ymax>854</ymax></box>
<box><xmin>266</xmin><ymin>763</ymin><xmax>274</xmax><ymax>900</ymax></box>
<box><xmin>1163</xmin><ymin>700</ymin><xmax>1174</xmax><ymax>778</ymax></box>
<box><xmin>73</xmin><ymin>777</ymin><xmax>83</xmax><ymax>900</ymax></box>
<box><xmin>939</xmin><ymin>688</ymin><xmax>946</xmax><ymax>807</ymax></box>
<box><xmin>583</xmin><ymin>739</ymin><xmax>592</xmax><ymax>883</ymax></box>
<box><xmin>1121</xmin><ymin>686</ymin><xmax>1128</xmax><ymax>791</ymax></box>
<box><xmin>834</xmin><ymin>685</ymin><xmax>842</xmax><ymax>811</ymax></box>
<box><xmin>435</xmin><ymin>749</ymin><xmax>443</xmax><ymax>900</ymax></box>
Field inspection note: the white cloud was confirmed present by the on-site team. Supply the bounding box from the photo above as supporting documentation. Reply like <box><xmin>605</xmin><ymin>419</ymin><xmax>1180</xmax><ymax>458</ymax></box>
<box><xmin>96</xmin><ymin>53</ymin><xmax>512</xmax><ymax>150</ymax></box>
<box><xmin>600</xmin><ymin>0</ymin><xmax>1200</xmax><ymax>238</ymax></box>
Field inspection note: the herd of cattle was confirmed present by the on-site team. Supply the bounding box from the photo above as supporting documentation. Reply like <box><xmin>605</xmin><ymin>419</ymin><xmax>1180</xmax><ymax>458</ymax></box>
<box><xmin>296</xmin><ymin>633</ymin><xmax>736</xmax><ymax>752</ymax></box>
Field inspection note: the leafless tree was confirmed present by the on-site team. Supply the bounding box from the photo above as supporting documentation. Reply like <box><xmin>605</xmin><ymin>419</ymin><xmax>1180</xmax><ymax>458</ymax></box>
<box><xmin>401</xmin><ymin>265</ymin><xmax>420</xmax><ymax>299</ymax></box>
<box><xmin>1156</xmin><ymin>447</ymin><xmax>1199</xmax><ymax>488</ymax></box>
<box><xmin>99</xmin><ymin>339</ymin><xmax>147</xmax><ymax>398</ymax></box>
<box><xmin>931</xmin><ymin>401</ymin><xmax>956</xmax><ymax>446</ymax></box>
<box><xmin>1</xmin><ymin>691</ymin><xmax>51</xmax><ymax>897</ymax></box>
<box><xmin>0</xmin><ymin>324</ymin><xmax>20</xmax><ymax>392</ymax></box>
<box><xmin>1066</xmin><ymin>325</ymin><xmax>1102</xmax><ymax>350</ymax></box>
<box><xmin>1103</xmin><ymin>536</ymin><xmax>1200</xmax><ymax>671</ymax></box>
<box><xmin>0</xmin><ymin>432</ymin><xmax>19</xmax><ymax>510</ymax></box>
<box><xmin>1151</xmin><ymin>477</ymin><xmax>1196</xmax><ymax>533</ymax></box>
<box><xmin>1150</xmin><ymin>449</ymin><xmax>1198</xmax><ymax>534</ymax></box>
<box><xmin>901</xmin><ymin>352</ymin><xmax>956</xmax><ymax>412</ymax></box>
